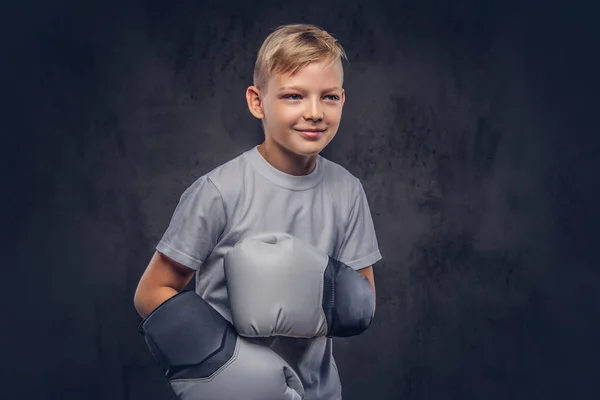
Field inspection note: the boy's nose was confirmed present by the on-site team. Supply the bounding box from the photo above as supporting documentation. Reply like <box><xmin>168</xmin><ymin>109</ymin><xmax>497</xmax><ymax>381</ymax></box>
<box><xmin>303</xmin><ymin>102</ymin><xmax>324</xmax><ymax>121</ymax></box>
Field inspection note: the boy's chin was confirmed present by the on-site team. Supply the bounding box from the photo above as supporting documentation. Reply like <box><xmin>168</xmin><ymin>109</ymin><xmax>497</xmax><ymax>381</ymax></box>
<box><xmin>289</xmin><ymin>143</ymin><xmax>326</xmax><ymax>157</ymax></box>
<box><xmin>290</xmin><ymin>137</ymin><xmax>330</xmax><ymax>155</ymax></box>
<box><xmin>267</xmin><ymin>136</ymin><xmax>328</xmax><ymax>157</ymax></box>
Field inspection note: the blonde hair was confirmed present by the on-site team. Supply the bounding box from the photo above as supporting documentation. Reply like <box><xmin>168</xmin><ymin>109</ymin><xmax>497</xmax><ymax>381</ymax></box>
<box><xmin>253</xmin><ymin>24</ymin><xmax>349</xmax><ymax>93</ymax></box>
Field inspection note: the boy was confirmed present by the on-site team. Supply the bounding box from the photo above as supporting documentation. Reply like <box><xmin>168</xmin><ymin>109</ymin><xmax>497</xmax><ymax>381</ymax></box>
<box><xmin>134</xmin><ymin>23</ymin><xmax>382</xmax><ymax>399</ymax></box>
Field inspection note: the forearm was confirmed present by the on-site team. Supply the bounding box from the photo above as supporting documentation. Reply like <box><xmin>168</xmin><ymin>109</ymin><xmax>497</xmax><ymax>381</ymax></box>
<box><xmin>358</xmin><ymin>266</ymin><xmax>376</xmax><ymax>313</ymax></box>
<box><xmin>134</xmin><ymin>251</ymin><xmax>197</xmax><ymax>318</ymax></box>
<box><xmin>134</xmin><ymin>286</ymin><xmax>179</xmax><ymax>319</ymax></box>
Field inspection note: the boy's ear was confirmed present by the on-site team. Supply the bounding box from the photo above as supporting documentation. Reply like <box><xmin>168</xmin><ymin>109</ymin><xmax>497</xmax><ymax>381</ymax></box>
<box><xmin>246</xmin><ymin>86</ymin><xmax>264</xmax><ymax>119</ymax></box>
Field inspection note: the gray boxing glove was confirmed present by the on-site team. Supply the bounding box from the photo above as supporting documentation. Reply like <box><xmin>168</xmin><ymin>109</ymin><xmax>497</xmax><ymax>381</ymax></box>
<box><xmin>224</xmin><ymin>232</ymin><xmax>375</xmax><ymax>339</ymax></box>
<box><xmin>138</xmin><ymin>290</ymin><xmax>305</xmax><ymax>400</ymax></box>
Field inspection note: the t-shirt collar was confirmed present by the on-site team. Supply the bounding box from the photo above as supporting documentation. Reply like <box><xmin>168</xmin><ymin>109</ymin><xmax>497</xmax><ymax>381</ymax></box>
<box><xmin>244</xmin><ymin>145</ymin><xmax>324</xmax><ymax>191</ymax></box>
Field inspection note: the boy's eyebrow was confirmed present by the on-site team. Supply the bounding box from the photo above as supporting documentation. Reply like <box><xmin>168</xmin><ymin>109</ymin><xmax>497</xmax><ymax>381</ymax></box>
<box><xmin>278</xmin><ymin>85</ymin><xmax>342</xmax><ymax>92</ymax></box>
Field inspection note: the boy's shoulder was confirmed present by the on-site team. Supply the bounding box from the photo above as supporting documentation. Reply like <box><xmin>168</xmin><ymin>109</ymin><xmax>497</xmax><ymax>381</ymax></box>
<box><xmin>204</xmin><ymin>150</ymin><xmax>248</xmax><ymax>179</ymax></box>
<box><xmin>320</xmin><ymin>156</ymin><xmax>362</xmax><ymax>192</ymax></box>
<box><xmin>180</xmin><ymin>150</ymin><xmax>248</xmax><ymax>201</ymax></box>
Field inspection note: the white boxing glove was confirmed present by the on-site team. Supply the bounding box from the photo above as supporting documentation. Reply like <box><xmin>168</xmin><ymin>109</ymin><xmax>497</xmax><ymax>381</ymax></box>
<box><xmin>139</xmin><ymin>290</ymin><xmax>305</xmax><ymax>400</ymax></box>
<box><xmin>224</xmin><ymin>232</ymin><xmax>375</xmax><ymax>338</ymax></box>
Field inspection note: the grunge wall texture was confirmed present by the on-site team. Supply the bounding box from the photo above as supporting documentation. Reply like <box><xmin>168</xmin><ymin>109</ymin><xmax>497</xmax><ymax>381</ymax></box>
<box><xmin>3</xmin><ymin>0</ymin><xmax>599</xmax><ymax>399</ymax></box>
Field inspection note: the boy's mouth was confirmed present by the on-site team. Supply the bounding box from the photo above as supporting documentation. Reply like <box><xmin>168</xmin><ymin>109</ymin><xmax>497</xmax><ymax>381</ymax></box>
<box><xmin>296</xmin><ymin>129</ymin><xmax>325</xmax><ymax>140</ymax></box>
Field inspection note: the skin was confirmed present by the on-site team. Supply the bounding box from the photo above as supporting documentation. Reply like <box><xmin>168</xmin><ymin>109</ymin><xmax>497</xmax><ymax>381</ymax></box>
<box><xmin>134</xmin><ymin>251</ymin><xmax>195</xmax><ymax>318</ymax></box>
<box><xmin>246</xmin><ymin>60</ymin><xmax>345</xmax><ymax>176</ymax></box>
<box><xmin>133</xmin><ymin>59</ymin><xmax>375</xmax><ymax>319</ymax></box>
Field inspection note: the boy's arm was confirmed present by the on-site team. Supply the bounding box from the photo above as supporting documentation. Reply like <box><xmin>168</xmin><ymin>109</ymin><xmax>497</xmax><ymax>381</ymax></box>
<box><xmin>133</xmin><ymin>251</ymin><xmax>196</xmax><ymax>318</ymax></box>
<box><xmin>358</xmin><ymin>265</ymin><xmax>376</xmax><ymax>312</ymax></box>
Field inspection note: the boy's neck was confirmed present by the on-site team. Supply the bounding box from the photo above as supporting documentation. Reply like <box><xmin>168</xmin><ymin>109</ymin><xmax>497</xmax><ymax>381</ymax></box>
<box><xmin>257</xmin><ymin>142</ymin><xmax>317</xmax><ymax>176</ymax></box>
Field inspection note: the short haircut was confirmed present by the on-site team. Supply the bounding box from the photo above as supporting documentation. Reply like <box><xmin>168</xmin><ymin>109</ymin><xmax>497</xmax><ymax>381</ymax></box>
<box><xmin>253</xmin><ymin>24</ymin><xmax>349</xmax><ymax>93</ymax></box>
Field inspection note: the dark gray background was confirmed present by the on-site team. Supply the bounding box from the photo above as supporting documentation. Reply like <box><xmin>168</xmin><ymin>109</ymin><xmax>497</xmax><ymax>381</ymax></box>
<box><xmin>2</xmin><ymin>0</ymin><xmax>599</xmax><ymax>399</ymax></box>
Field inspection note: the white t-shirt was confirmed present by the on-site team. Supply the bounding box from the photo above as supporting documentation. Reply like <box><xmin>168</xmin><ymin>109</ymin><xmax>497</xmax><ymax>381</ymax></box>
<box><xmin>157</xmin><ymin>145</ymin><xmax>382</xmax><ymax>400</ymax></box>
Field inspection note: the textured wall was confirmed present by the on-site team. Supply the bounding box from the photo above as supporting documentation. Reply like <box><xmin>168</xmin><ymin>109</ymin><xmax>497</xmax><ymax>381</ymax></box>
<box><xmin>3</xmin><ymin>0</ymin><xmax>599</xmax><ymax>399</ymax></box>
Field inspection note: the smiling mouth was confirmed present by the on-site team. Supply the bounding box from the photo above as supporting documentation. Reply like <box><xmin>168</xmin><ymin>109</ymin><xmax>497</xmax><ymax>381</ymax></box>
<box><xmin>296</xmin><ymin>129</ymin><xmax>326</xmax><ymax>140</ymax></box>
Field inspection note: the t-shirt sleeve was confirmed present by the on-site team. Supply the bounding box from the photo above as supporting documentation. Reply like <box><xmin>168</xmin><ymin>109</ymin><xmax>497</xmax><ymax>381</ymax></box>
<box><xmin>156</xmin><ymin>176</ymin><xmax>226</xmax><ymax>271</ymax></box>
<box><xmin>335</xmin><ymin>178</ymin><xmax>382</xmax><ymax>270</ymax></box>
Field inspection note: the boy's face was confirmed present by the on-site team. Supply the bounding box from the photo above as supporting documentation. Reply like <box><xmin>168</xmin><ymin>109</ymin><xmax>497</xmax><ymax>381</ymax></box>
<box><xmin>248</xmin><ymin>60</ymin><xmax>345</xmax><ymax>161</ymax></box>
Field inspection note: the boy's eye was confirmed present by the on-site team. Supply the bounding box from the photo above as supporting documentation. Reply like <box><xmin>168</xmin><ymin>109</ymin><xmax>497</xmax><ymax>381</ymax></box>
<box><xmin>283</xmin><ymin>94</ymin><xmax>340</xmax><ymax>101</ymax></box>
